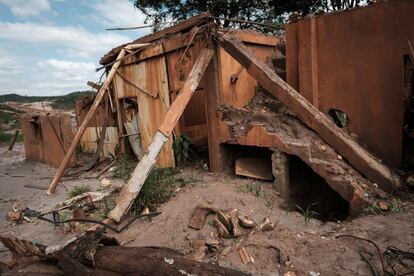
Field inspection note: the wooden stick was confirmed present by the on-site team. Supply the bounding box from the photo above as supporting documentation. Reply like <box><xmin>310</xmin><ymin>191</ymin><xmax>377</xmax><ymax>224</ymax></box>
<box><xmin>124</xmin><ymin>43</ymin><xmax>150</xmax><ymax>50</ymax></box>
<box><xmin>109</xmin><ymin>48</ymin><xmax>214</xmax><ymax>222</ymax></box>
<box><xmin>47</xmin><ymin>49</ymin><xmax>127</xmax><ymax>195</ymax></box>
<box><xmin>407</xmin><ymin>39</ymin><xmax>414</xmax><ymax>64</ymax></box>
<box><xmin>216</xmin><ymin>33</ymin><xmax>400</xmax><ymax>191</ymax></box>
<box><xmin>87</xmin><ymin>81</ymin><xmax>102</xmax><ymax>91</ymax></box>
<box><xmin>8</xmin><ymin>130</ymin><xmax>19</xmax><ymax>151</ymax></box>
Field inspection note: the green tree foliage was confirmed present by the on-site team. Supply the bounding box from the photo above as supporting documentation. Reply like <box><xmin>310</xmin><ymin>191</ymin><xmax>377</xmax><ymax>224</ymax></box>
<box><xmin>134</xmin><ymin>0</ymin><xmax>371</xmax><ymax>32</ymax></box>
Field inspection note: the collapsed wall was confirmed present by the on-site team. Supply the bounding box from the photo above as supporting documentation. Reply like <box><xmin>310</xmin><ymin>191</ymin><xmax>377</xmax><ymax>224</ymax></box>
<box><xmin>218</xmin><ymin>91</ymin><xmax>387</xmax><ymax>216</ymax></box>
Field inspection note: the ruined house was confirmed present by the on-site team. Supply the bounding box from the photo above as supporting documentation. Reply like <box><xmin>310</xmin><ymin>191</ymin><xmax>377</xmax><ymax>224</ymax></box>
<box><xmin>47</xmin><ymin>0</ymin><xmax>413</xmax><ymax>223</ymax></box>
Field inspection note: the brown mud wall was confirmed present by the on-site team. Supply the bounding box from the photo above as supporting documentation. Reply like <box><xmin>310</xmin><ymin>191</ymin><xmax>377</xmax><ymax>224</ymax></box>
<box><xmin>286</xmin><ymin>0</ymin><xmax>414</xmax><ymax>168</ymax></box>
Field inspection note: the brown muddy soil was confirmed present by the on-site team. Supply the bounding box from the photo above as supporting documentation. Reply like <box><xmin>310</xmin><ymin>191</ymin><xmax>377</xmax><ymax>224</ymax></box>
<box><xmin>1</xmin><ymin>144</ymin><xmax>414</xmax><ymax>275</ymax></box>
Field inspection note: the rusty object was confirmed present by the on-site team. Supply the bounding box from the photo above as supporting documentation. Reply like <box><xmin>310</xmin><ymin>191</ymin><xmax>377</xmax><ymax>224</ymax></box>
<box><xmin>286</xmin><ymin>3</ymin><xmax>414</xmax><ymax>168</ymax></box>
<box><xmin>216</xmin><ymin>32</ymin><xmax>400</xmax><ymax>192</ymax></box>
<box><xmin>20</xmin><ymin>114</ymin><xmax>73</xmax><ymax>168</ymax></box>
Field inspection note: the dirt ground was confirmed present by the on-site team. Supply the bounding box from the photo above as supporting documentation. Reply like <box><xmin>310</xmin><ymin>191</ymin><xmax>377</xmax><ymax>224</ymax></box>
<box><xmin>1</xmin><ymin>143</ymin><xmax>414</xmax><ymax>275</ymax></box>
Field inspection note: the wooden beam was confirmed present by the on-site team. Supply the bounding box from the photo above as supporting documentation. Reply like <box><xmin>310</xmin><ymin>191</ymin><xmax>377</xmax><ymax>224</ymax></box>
<box><xmin>216</xmin><ymin>32</ymin><xmax>400</xmax><ymax>192</ymax></box>
<box><xmin>8</xmin><ymin>130</ymin><xmax>19</xmax><ymax>151</ymax></box>
<box><xmin>408</xmin><ymin>39</ymin><xmax>414</xmax><ymax>64</ymax></box>
<box><xmin>47</xmin><ymin>49</ymin><xmax>127</xmax><ymax>195</ymax></box>
<box><xmin>205</xmin><ymin>43</ymin><xmax>229</xmax><ymax>172</ymax></box>
<box><xmin>87</xmin><ymin>81</ymin><xmax>101</xmax><ymax>91</ymax></box>
<box><xmin>109</xmin><ymin>48</ymin><xmax>214</xmax><ymax>222</ymax></box>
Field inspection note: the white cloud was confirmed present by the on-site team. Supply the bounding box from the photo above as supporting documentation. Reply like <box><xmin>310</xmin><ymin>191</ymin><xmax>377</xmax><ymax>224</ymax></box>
<box><xmin>38</xmin><ymin>59</ymin><xmax>97</xmax><ymax>82</ymax></box>
<box><xmin>0</xmin><ymin>0</ymin><xmax>51</xmax><ymax>17</ymax></box>
<box><xmin>0</xmin><ymin>21</ymin><xmax>132</xmax><ymax>58</ymax></box>
<box><xmin>92</xmin><ymin>0</ymin><xmax>147</xmax><ymax>27</ymax></box>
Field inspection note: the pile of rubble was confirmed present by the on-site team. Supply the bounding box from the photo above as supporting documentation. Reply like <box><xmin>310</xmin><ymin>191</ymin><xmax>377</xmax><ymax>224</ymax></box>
<box><xmin>188</xmin><ymin>205</ymin><xmax>277</xmax><ymax>264</ymax></box>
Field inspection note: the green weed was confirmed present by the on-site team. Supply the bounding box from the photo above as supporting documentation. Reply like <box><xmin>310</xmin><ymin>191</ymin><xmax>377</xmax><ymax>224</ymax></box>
<box><xmin>296</xmin><ymin>203</ymin><xmax>320</xmax><ymax>226</ymax></box>
<box><xmin>239</xmin><ymin>182</ymin><xmax>262</xmax><ymax>197</ymax></box>
<box><xmin>363</xmin><ymin>202</ymin><xmax>383</xmax><ymax>215</ymax></box>
<box><xmin>131</xmin><ymin>167</ymin><xmax>178</xmax><ymax>214</ymax></box>
<box><xmin>173</xmin><ymin>135</ymin><xmax>194</xmax><ymax>166</ymax></box>
<box><xmin>265</xmin><ymin>194</ymin><xmax>275</xmax><ymax>210</ymax></box>
<box><xmin>112</xmin><ymin>154</ymin><xmax>137</xmax><ymax>182</ymax></box>
<box><xmin>67</xmin><ymin>185</ymin><xmax>90</xmax><ymax>199</ymax></box>
<box><xmin>389</xmin><ymin>199</ymin><xmax>403</xmax><ymax>213</ymax></box>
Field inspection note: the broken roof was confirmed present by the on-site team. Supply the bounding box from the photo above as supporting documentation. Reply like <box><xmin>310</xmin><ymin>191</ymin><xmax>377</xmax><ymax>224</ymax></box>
<box><xmin>100</xmin><ymin>13</ymin><xmax>212</xmax><ymax>65</ymax></box>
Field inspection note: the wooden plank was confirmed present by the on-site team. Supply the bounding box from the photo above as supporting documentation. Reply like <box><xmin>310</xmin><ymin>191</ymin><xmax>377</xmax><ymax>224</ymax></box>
<box><xmin>235</xmin><ymin>157</ymin><xmax>273</xmax><ymax>181</ymax></box>
<box><xmin>408</xmin><ymin>39</ymin><xmax>414</xmax><ymax>64</ymax></box>
<box><xmin>216</xmin><ymin>33</ymin><xmax>400</xmax><ymax>192</ymax></box>
<box><xmin>135</xmin><ymin>13</ymin><xmax>211</xmax><ymax>44</ymax></box>
<box><xmin>205</xmin><ymin>44</ymin><xmax>228</xmax><ymax>172</ymax></box>
<box><xmin>158</xmin><ymin>48</ymin><xmax>214</xmax><ymax>136</ymax></box>
<box><xmin>109</xmin><ymin>48</ymin><xmax>213</xmax><ymax>222</ymax></box>
<box><xmin>133</xmin><ymin>56</ymin><xmax>174</xmax><ymax>167</ymax></box>
<box><xmin>47</xmin><ymin>49</ymin><xmax>126</xmax><ymax>195</ymax></box>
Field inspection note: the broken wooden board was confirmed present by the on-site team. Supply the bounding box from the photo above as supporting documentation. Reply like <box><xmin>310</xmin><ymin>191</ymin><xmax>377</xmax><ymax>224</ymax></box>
<box><xmin>216</xmin><ymin>32</ymin><xmax>400</xmax><ymax>192</ymax></box>
<box><xmin>109</xmin><ymin>48</ymin><xmax>214</xmax><ymax>222</ymax></box>
<box><xmin>124</xmin><ymin>112</ymin><xmax>143</xmax><ymax>159</ymax></box>
<box><xmin>188</xmin><ymin>205</ymin><xmax>217</xmax><ymax>230</ymax></box>
<box><xmin>235</xmin><ymin>157</ymin><xmax>273</xmax><ymax>181</ymax></box>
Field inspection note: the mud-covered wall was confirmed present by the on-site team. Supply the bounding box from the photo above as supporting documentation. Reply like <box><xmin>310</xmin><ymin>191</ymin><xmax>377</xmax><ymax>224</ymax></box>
<box><xmin>286</xmin><ymin>0</ymin><xmax>414</xmax><ymax>168</ymax></box>
<box><xmin>21</xmin><ymin>114</ymin><xmax>74</xmax><ymax>168</ymax></box>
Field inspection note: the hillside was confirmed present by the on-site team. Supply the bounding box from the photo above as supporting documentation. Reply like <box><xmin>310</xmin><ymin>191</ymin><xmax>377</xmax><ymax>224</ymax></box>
<box><xmin>0</xmin><ymin>91</ymin><xmax>96</xmax><ymax>110</ymax></box>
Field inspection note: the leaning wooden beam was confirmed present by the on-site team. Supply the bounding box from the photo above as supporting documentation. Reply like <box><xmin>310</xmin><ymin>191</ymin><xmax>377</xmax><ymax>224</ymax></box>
<box><xmin>216</xmin><ymin>32</ymin><xmax>400</xmax><ymax>191</ymax></box>
<box><xmin>47</xmin><ymin>49</ymin><xmax>127</xmax><ymax>195</ymax></box>
<box><xmin>109</xmin><ymin>48</ymin><xmax>214</xmax><ymax>222</ymax></box>
<box><xmin>8</xmin><ymin>130</ymin><xmax>19</xmax><ymax>151</ymax></box>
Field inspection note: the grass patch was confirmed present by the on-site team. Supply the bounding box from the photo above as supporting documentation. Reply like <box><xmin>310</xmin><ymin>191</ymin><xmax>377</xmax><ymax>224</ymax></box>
<box><xmin>0</xmin><ymin>131</ymin><xmax>22</xmax><ymax>143</ymax></box>
<box><xmin>364</xmin><ymin>199</ymin><xmax>404</xmax><ymax>215</ymax></box>
<box><xmin>131</xmin><ymin>167</ymin><xmax>181</xmax><ymax>214</ymax></box>
<box><xmin>389</xmin><ymin>199</ymin><xmax>403</xmax><ymax>213</ymax></box>
<box><xmin>238</xmin><ymin>182</ymin><xmax>262</xmax><ymax>197</ymax></box>
<box><xmin>67</xmin><ymin>185</ymin><xmax>90</xmax><ymax>199</ymax></box>
<box><xmin>111</xmin><ymin>154</ymin><xmax>137</xmax><ymax>182</ymax></box>
<box><xmin>175</xmin><ymin>175</ymin><xmax>201</xmax><ymax>186</ymax></box>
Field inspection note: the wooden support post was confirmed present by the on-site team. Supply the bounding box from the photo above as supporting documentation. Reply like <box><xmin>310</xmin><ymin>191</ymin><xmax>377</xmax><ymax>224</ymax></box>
<box><xmin>8</xmin><ymin>130</ymin><xmax>19</xmax><ymax>151</ymax></box>
<box><xmin>109</xmin><ymin>48</ymin><xmax>214</xmax><ymax>222</ymax></box>
<box><xmin>216</xmin><ymin>33</ymin><xmax>400</xmax><ymax>191</ymax></box>
<box><xmin>205</xmin><ymin>43</ymin><xmax>228</xmax><ymax>172</ymax></box>
<box><xmin>47</xmin><ymin>49</ymin><xmax>127</xmax><ymax>195</ymax></box>
<box><xmin>407</xmin><ymin>39</ymin><xmax>414</xmax><ymax>64</ymax></box>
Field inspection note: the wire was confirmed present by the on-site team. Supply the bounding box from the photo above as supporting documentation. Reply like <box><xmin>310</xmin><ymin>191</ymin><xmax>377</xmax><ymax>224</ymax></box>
<box><xmin>37</xmin><ymin>212</ymin><xmax>161</xmax><ymax>233</ymax></box>
<box><xmin>336</xmin><ymin>235</ymin><xmax>386</xmax><ymax>274</ymax></box>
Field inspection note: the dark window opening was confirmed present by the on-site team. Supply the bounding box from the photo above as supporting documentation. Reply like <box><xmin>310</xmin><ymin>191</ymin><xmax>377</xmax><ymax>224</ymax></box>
<box><xmin>328</xmin><ymin>108</ymin><xmax>348</xmax><ymax>128</ymax></box>
<box><xmin>29</xmin><ymin>116</ymin><xmax>43</xmax><ymax>141</ymax></box>
<box><xmin>224</xmin><ymin>144</ymin><xmax>274</xmax><ymax>182</ymax></box>
<box><xmin>288</xmin><ymin>156</ymin><xmax>349</xmax><ymax>222</ymax></box>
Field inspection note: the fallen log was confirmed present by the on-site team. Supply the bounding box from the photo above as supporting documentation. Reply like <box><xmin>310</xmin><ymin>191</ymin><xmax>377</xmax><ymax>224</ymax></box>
<box><xmin>216</xmin><ymin>32</ymin><xmax>400</xmax><ymax>192</ymax></box>
<box><xmin>1</xmin><ymin>233</ymin><xmax>246</xmax><ymax>276</ymax></box>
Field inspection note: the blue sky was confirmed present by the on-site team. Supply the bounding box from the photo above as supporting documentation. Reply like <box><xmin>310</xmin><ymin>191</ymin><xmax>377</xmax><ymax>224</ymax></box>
<box><xmin>0</xmin><ymin>0</ymin><xmax>151</xmax><ymax>96</ymax></box>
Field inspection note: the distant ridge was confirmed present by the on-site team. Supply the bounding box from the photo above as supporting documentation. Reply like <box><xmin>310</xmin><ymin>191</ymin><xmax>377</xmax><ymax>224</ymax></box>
<box><xmin>0</xmin><ymin>91</ymin><xmax>95</xmax><ymax>110</ymax></box>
